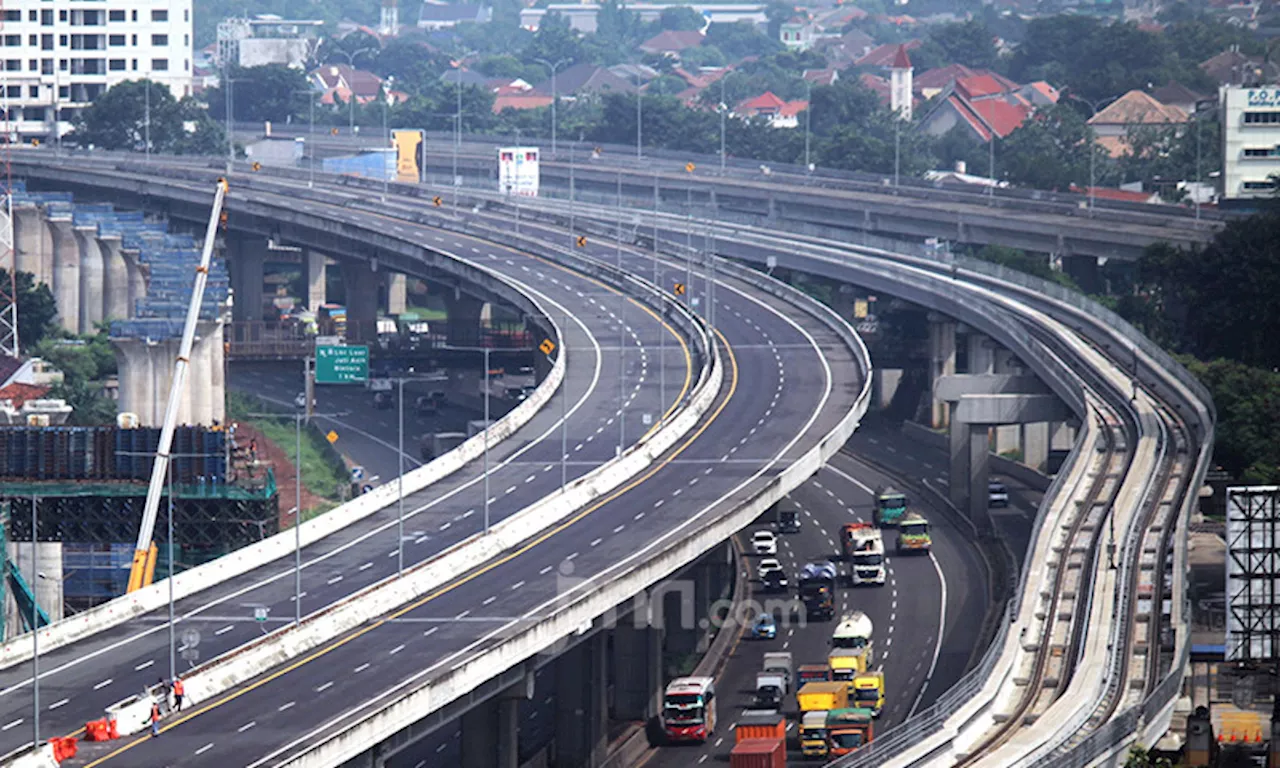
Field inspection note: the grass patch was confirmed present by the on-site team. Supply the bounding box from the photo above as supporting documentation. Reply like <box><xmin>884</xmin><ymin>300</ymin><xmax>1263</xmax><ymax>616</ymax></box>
<box><xmin>405</xmin><ymin>305</ymin><xmax>448</xmax><ymax>322</ymax></box>
<box><xmin>227</xmin><ymin>392</ymin><xmax>347</xmax><ymax>501</ymax></box>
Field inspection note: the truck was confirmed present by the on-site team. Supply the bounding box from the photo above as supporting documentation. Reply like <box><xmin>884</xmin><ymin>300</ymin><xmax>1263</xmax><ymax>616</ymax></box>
<box><xmin>797</xmin><ymin>681</ymin><xmax>849</xmax><ymax>714</ymax></box>
<box><xmin>874</xmin><ymin>487</ymin><xmax>909</xmax><ymax>527</ymax></box>
<box><xmin>754</xmin><ymin>672</ymin><xmax>786</xmax><ymax>709</ymax></box>
<box><xmin>661</xmin><ymin>677</ymin><xmax>717</xmax><ymax>743</ymax></box>
<box><xmin>798</xmin><ymin>561</ymin><xmax>837</xmax><ymax>621</ymax></box>
<box><xmin>776</xmin><ymin>498</ymin><xmax>801</xmax><ymax>533</ymax></box>
<box><xmin>830</xmin><ymin>612</ymin><xmax>874</xmax><ymax>677</ymax></box>
<box><xmin>761</xmin><ymin>651</ymin><xmax>793</xmax><ymax>694</ymax></box>
<box><xmin>730</xmin><ymin>737</ymin><xmax>785</xmax><ymax>768</ymax></box>
<box><xmin>896</xmin><ymin>512</ymin><xmax>932</xmax><ymax>554</ymax></box>
<box><xmin>734</xmin><ymin>710</ymin><xmax>786</xmax><ymax>743</ymax></box>
<box><xmin>843</xmin><ymin>523</ymin><xmax>887</xmax><ymax>586</ymax></box>
<box><xmin>797</xmin><ymin>663</ymin><xmax>832</xmax><ymax>687</ymax></box>
<box><xmin>826</xmin><ymin>707</ymin><xmax>875</xmax><ymax>755</ymax></box>
<box><xmin>800</xmin><ymin>710</ymin><xmax>831</xmax><ymax>758</ymax></box>
<box><xmin>852</xmin><ymin>670</ymin><xmax>886</xmax><ymax>717</ymax></box>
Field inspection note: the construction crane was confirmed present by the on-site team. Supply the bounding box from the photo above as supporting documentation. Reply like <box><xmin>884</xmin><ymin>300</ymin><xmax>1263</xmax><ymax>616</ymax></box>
<box><xmin>125</xmin><ymin>179</ymin><xmax>229</xmax><ymax>593</ymax></box>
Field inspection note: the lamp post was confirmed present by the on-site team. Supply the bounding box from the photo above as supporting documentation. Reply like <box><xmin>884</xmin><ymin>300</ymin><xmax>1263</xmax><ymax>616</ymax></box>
<box><xmin>482</xmin><ymin>345</ymin><xmax>491</xmax><ymax>533</ymax></box>
<box><xmin>144</xmin><ymin>73</ymin><xmax>151</xmax><ymax>163</ymax></box>
<box><xmin>1063</xmin><ymin>91</ymin><xmax>1122</xmax><ymax>215</ymax></box>
<box><xmin>534</xmin><ymin>58</ymin><xmax>568</xmax><ymax>156</ymax></box>
<box><xmin>616</xmin><ymin>172</ymin><xmax>626</xmax><ymax>454</ymax></box>
<box><xmin>987</xmin><ymin>132</ymin><xmax>995</xmax><ymax>206</ymax></box>
<box><xmin>382</xmin><ymin>82</ymin><xmax>390</xmax><ymax>203</ymax></box>
<box><xmin>453</xmin><ymin>67</ymin><xmax>462</xmax><ymax>210</ymax></box>
<box><xmin>804</xmin><ymin>78</ymin><xmax>812</xmax><ymax>174</ymax></box>
<box><xmin>719</xmin><ymin>77</ymin><xmax>727</xmax><ymax>174</ymax></box>
<box><xmin>30</xmin><ymin>494</ymin><xmax>39</xmax><ymax>748</ymax></box>
<box><xmin>292</xmin><ymin>89</ymin><xmax>316</xmax><ymax>188</ymax></box>
<box><xmin>327</xmin><ymin>47</ymin><xmax>375</xmax><ymax>134</ymax></box>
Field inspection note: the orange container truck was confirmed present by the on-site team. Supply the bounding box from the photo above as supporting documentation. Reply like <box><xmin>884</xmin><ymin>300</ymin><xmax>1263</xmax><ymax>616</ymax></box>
<box><xmin>734</xmin><ymin>710</ymin><xmax>786</xmax><ymax>743</ymax></box>
<box><xmin>730</xmin><ymin>737</ymin><xmax>786</xmax><ymax>768</ymax></box>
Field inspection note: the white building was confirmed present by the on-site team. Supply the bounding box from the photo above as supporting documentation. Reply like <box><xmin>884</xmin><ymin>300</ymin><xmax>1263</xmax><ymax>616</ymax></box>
<box><xmin>215</xmin><ymin>16</ymin><xmax>322</xmax><ymax>71</ymax></box>
<box><xmin>519</xmin><ymin>3</ymin><xmax>765</xmax><ymax>33</ymax></box>
<box><xmin>0</xmin><ymin>0</ymin><xmax>194</xmax><ymax>141</ymax></box>
<box><xmin>1220</xmin><ymin>84</ymin><xmax>1280</xmax><ymax>199</ymax></box>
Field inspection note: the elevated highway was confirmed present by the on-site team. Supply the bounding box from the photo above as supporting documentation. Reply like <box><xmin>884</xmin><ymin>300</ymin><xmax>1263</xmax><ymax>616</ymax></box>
<box><xmin>4</xmin><ymin>152</ymin><xmax>1214</xmax><ymax>768</ymax></box>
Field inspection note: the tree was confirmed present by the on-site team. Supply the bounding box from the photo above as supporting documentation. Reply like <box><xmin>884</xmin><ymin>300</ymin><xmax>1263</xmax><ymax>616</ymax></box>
<box><xmin>1123</xmin><ymin>746</ymin><xmax>1173</xmax><ymax>768</ymax></box>
<box><xmin>658</xmin><ymin>6</ymin><xmax>706</xmax><ymax>31</ymax></box>
<box><xmin>765</xmin><ymin>0</ymin><xmax>794</xmax><ymax>40</ymax></box>
<box><xmin>703</xmin><ymin>20</ymin><xmax>781</xmax><ymax>61</ymax></box>
<box><xmin>319</xmin><ymin>30</ymin><xmax>382</xmax><ymax>69</ymax></box>
<box><xmin>523</xmin><ymin>13</ymin><xmax>586</xmax><ymax>69</ymax></box>
<box><xmin>918</xmin><ymin>20</ymin><xmax>1001</xmax><ymax>71</ymax></box>
<box><xmin>0</xmin><ymin>269</ymin><xmax>56</xmax><ymax>350</ymax></box>
<box><xmin>597</xmin><ymin>0</ymin><xmax>646</xmax><ymax>48</ymax></box>
<box><xmin>1117</xmin><ymin>112</ymin><xmax>1220</xmax><ymax>197</ymax></box>
<box><xmin>33</xmin><ymin>326</ymin><xmax>118</xmax><ymax>426</ymax></box>
<box><xmin>969</xmin><ymin>245</ymin><xmax>1079</xmax><ymax>290</ymax></box>
<box><xmin>1009</xmin><ymin>17</ymin><xmax>1175</xmax><ymax>103</ymax></box>
<box><xmin>70</xmin><ymin>80</ymin><xmax>222</xmax><ymax>154</ymax></box>
<box><xmin>996</xmin><ymin>102</ymin><xmax>1107</xmax><ymax>190</ymax></box>
<box><xmin>205</xmin><ymin>65</ymin><xmax>312</xmax><ymax>123</ymax></box>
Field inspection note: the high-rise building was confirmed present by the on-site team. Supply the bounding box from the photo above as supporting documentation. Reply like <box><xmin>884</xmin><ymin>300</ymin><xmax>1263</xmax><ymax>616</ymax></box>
<box><xmin>1219</xmin><ymin>84</ymin><xmax>1280</xmax><ymax>200</ymax></box>
<box><xmin>0</xmin><ymin>0</ymin><xmax>193</xmax><ymax>142</ymax></box>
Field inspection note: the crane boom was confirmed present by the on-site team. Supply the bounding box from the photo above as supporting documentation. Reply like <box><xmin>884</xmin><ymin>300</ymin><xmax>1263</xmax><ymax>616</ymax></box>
<box><xmin>125</xmin><ymin>179</ymin><xmax>229</xmax><ymax>593</ymax></box>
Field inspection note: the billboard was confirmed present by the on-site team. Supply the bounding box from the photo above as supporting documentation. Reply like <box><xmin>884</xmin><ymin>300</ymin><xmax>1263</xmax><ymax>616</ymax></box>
<box><xmin>498</xmin><ymin>146</ymin><xmax>540</xmax><ymax>197</ymax></box>
<box><xmin>1225</xmin><ymin>486</ymin><xmax>1280</xmax><ymax>662</ymax></box>
<box><xmin>392</xmin><ymin>129</ymin><xmax>425</xmax><ymax>183</ymax></box>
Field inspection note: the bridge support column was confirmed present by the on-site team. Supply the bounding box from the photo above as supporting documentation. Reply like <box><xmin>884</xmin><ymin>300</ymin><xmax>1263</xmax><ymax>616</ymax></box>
<box><xmin>461</xmin><ymin>695</ymin><xmax>520</xmax><ymax>768</ymax></box>
<box><xmin>306</xmin><ymin>250</ymin><xmax>327</xmax><ymax>313</ymax></box>
<box><xmin>385</xmin><ymin>272</ymin><xmax>407</xmax><ymax>315</ymax></box>
<box><xmin>612</xmin><ymin>615</ymin><xmax>664</xmax><ymax>722</ymax></box>
<box><xmin>553</xmin><ymin>633</ymin><xmax>606</xmax><ymax>768</ymax></box>
<box><xmin>343</xmin><ymin>259</ymin><xmax>380</xmax><ymax>343</ymax></box>
<box><xmin>123</xmin><ymin>248</ymin><xmax>146</xmax><ymax>316</ymax></box>
<box><xmin>445</xmin><ymin>292</ymin><xmax>485</xmax><ymax>347</ymax></box>
<box><xmin>100</xmin><ymin>236</ymin><xmax>129</xmax><ymax>320</ymax></box>
<box><xmin>13</xmin><ymin>205</ymin><xmax>50</xmax><ymax>285</ymax></box>
<box><xmin>966</xmin><ymin>333</ymin><xmax>995</xmax><ymax>375</ymax></box>
<box><xmin>74</xmin><ymin>226</ymin><xmax>104</xmax><ymax>333</ymax></box>
<box><xmin>929</xmin><ymin>316</ymin><xmax>956</xmax><ymax>429</ymax></box>
<box><xmin>47</xmin><ymin>217</ymin><xmax>79</xmax><ymax>333</ymax></box>
<box><xmin>230</xmin><ymin>238</ymin><xmax>266</xmax><ymax>323</ymax></box>
<box><xmin>1021</xmin><ymin>421</ymin><xmax>1049</xmax><ymax>472</ymax></box>
<box><xmin>993</xmin><ymin>349</ymin><xmax>1022</xmax><ymax>456</ymax></box>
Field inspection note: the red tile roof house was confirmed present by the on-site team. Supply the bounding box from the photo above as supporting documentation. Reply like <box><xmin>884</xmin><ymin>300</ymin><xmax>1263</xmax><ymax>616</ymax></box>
<box><xmin>639</xmin><ymin>30</ymin><xmax>705</xmax><ymax>57</ymax></box>
<box><xmin>733</xmin><ymin>91</ymin><xmax>809</xmax><ymax>129</ymax></box>
<box><xmin>919</xmin><ymin>79</ymin><xmax>1033</xmax><ymax>143</ymax></box>
<box><xmin>855</xmin><ymin>40</ymin><xmax>923</xmax><ymax>69</ymax></box>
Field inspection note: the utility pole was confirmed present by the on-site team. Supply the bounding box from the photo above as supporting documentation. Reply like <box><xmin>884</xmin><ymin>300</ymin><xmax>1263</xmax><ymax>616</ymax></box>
<box><xmin>144</xmin><ymin>74</ymin><xmax>151</xmax><ymax>163</ymax></box>
<box><xmin>719</xmin><ymin>77</ymin><xmax>727</xmax><ymax>174</ymax></box>
<box><xmin>988</xmin><ymin>134</ymin><xmax>995</xmax><ymax>206</ymax></box>
<box><xmin>535</xmin><ymin>58</ymin><xmax>568</xmax><ymax>156</ymax></box>
<box><xmin>804</xmin><ymin>79</ymin><xmax>812</xmax><ymax>174</ymax></box>
<box><xmin>482</xmin><ymin>346</ymin><xmax>491</xmax><ymax>532</ymax></box>
<box><xmin>616</xmin><ymin>172</ymin><xmax>625</xmax><ymax>454</ymax></box>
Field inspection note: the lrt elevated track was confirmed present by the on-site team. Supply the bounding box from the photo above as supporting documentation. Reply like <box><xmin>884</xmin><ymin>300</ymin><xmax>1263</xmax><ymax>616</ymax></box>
<box><xmin>1</xmin><ymin>150</ymin><xmax>1214</xmax><ymax>768</ymax></box>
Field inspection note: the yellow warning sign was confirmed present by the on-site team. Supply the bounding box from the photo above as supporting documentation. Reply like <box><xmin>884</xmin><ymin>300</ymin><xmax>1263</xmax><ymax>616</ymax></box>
<box><xmin>539</xmin><ymin>338</ymin><xmax>556</xmax><ymax>355</ymax></box>
<box><xmin>854</xmin><ymin>299</ymin><xmax>869</xmax><ymax>319</ymax></box>
<box><xmin>673</xmin><ymin>282</ymin><xmax>686</xmax><ymax>296</ymax></box>
<box><xmin>575</xmin><ymin>235</ymin><xmax>587</xmax><ymax>248</ymax></box>
<box><xmin>432</xmin><ymin>196</ymin><xmax>443</xmax><ymax>207</ymax></box>
<box><xmin>251</xmin><ymin>161</ymin><xmax>262</xmax><ymax>172</ymax></box>
<box><xmin>685</xmin><ymin>162</ymin><xmax>695</xmax><ymax>173</ymax></box>
<box><xmin>326</xmin><ymin>430</ymin><xmax>339</xmax><ymax>444</ymax></box>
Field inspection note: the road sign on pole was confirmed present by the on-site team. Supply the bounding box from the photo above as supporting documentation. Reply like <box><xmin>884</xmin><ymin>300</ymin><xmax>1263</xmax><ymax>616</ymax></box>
<box><xmin>315</xmin><ymin>345</ymin><xmax>369</xmax><ymax>384</ymax></box>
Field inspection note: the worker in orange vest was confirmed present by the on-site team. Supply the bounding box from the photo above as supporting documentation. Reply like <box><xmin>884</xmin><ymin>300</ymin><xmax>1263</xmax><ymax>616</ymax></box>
<box><xmin>172</xmin><ymin>677</ymin><xmax>185</xmax><ymax>711</ymax></box>
<box><xmin>150</xmin><ymin>702</ymin><xmax>161</xmax><ymax>737</ymax></box>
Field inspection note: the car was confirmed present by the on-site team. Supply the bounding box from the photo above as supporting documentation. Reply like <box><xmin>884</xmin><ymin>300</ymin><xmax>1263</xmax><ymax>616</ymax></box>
<box><xmin>761</xmin><ymin>568</ymin><xmax>789</xmax><ymax>592</ymax></box>
<box><xmin>752</xmin><ymin>530</ymin><xmax>778</xmax><ymax>555</ymax></box>
<box><xmin>988</xmin><ymin>481</ymin><xmax>1010</xmax><ymax>508</ymax></box>
<box><xmin>750</xmin><ymin>613</ymin><xmax>777</xmax><ymax>640</ymax></box>
<box><xmin>758</xmin><ymin>558</ymin><xmax>783</xmax><ymax>580</ymax></box>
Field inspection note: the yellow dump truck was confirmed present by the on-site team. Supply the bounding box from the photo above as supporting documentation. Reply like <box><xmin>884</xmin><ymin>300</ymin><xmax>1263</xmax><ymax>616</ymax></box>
<box><xmin>800</xmin><ymin>710</ymin><xmax>830</xmax><ymax>758</ymax></box>
<box><xmin>797</xmin><ymin>681</ymin><xmax>849</xmax><ymax>714</ymax></box>
<box><xmin>853</xmin><ymin>670</ymin><xmax>885</xmax><ymax>717</ymax></box>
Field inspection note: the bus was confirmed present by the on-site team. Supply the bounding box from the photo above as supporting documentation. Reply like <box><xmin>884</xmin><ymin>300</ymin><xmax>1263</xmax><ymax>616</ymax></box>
<box><xmin>662</xmin><ymin>677</ymin><xmax>717</xmax><ymax>743</ymax></box>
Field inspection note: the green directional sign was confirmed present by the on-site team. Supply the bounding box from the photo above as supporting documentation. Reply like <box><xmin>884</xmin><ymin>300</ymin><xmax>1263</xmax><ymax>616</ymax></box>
<box><xmin>315</xmin><ymin>345</ymin><xmax>369</xmax><ymax>384</ymax></box>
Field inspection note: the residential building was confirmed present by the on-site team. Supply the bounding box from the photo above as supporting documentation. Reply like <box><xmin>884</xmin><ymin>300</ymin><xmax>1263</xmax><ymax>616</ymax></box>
<box><xmin>855</xmin><ymin>40</ymin><xmax>921</xmax><ymax>69</ymax></box>
<box><xmin>519</xmin><ymin>3</ymin><xmax>766</xmax><ymax>34</ymax></box>
<box><xmin>1200</xmin><ymin>46</ymin><xmax>1279</xmax><ymax>86</ymax></box>
<box><xmin>416</xmin><ymin>2</ymin><xmax>492</xmax><ymax>31</ymax></box>
<box><xmin>1219</xmin><ymin>84</ymin><xmax>1280</xmax><ymax>199</ymax></box>
<box><xmin>733</xmin><ymin>91</ymin><xmax>807</xmax><ymax>128</ymax></box>
<box><xmin>802</xmin><ymin>68</ymin><xmax>839</xmax><ymax>87</ymax></box>
<box><xmin>780</xmin><ymin>16</ymin><xmax>819</xmax><ymax>51</ymax></box>
<box><xmin>1087</xmin><ymin>89</ymin><xmax>1187</xmax><ymax>157</ymax></box>
<box><xmin>1019</xmin><ymin>81</ymin><xmax>1059</xmax><ymax>106</ymax></box>
<box><xmin>532</xmin><ymin>62</ymin><xmax>635</xmax><ymax>97</ymax></box>
<box><xmin>638</xmin><ymin>29</ymin><xmax>704</xmax><ymax>57</ymax></box>
<box><xmin>914</xmin><ymin>63</ymin><xmax>978</xmax><ymax>100</ymax></box>
<box><xmin>216</xmin><ymin>15</ymin><xmax>323</xmax><ymax>70</ymax></box>
<box><xmin>493</xmin><ymin>94</ymin><xmax>553</xmax><ymax>113</ymax></box>
<box><xmin>1151</xmin><ymin>81</ymin><xmax>1207</xmax><ymax>114</ymax></box>
<box><xmin>0</xmin><ymin>0</ymin><xmax>195</xmax><ymax>141</ymax></box>
<box><xmin>814</xmin><ymin>28</ymin><xmax>873</xmax><ymax>68</ymax></box>
<box><xmin>919</xmin><ymin>85</ymin><xmax>1031</xmax><ymax>142</ymax></box>
<box><xmin>310</xmin><ymin>64</ymin><xmax>391</xmax><ymax>106</ymax></box>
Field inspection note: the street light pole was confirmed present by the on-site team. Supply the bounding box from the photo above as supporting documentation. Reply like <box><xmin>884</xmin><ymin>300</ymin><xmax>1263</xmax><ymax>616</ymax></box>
<box><xmin>988</xmin><ymin>134</ymin><xmax>995</xmax><ymax>206</ymax></box>
<box><xmin>294</xmin><ymin>411</ymin><xmax>302</xmax><ymax>624</ymax></box>
<box><xmin>397</xmin><ymin>376</ymin><xmax>404</xmax><ymax>576</ymax></box>
<box><xmin>894</xmin><ymin>118</ymin><xmax>900</xmax><ymax>188</ymax></box>
<box><xmin>224</xmin><ymin>74</ymin><xmax>234</xmax><ymax>173</ymax></box>
<box><xmin>30</xmin><ymin>494</ymin><xmax>38</xmax><ymax>748</ymax></box>
<box><xmin>144</xmin><ymin>74</ymin><xmax>151</xmax><ymax>163</ymax></box>
<box><xmin>482</xmin><ymin>345</ymin><xmax>491</xmax><ymax>532</ymax></box>
<box><xmin>535</xmin><ymin>58</ymin><xmax>568</xmax><ymax>156</ymax></box>
<box><xmin>167</xmin><ymin>464</ymin><xmax>175</xmax><ymax>684</ymax></box>
<box><xmin>616</xmin><ymin>172</ymin><xmax>625</xmax><ymax>455</ymax></box>
<box><xmin>719</xmin><ymin>77</ymin><xmax>727</xmax><ymax>174</ymax></box>
<box><xmin>381</xmin><ymin>90</ymin><xmax>389</xmax><ymax>203</ymax></box>
<box><xmin>569</xmin><ymin>141</ymin><xmax>577</xmax><ymax>249</ymax></box>
<box><xmin>453</xmin><ymin>69</ymin><xmax>461</xmax><ymax>210</ymax></box>
<box><xmin>804</xmin><ymin>79</ymin><xmax>812</xmax><ymax>174</ymax></box>
<box><xmin>560</xmin><ymin>312</ymin><xmax>569</xmax><ymax>489</ymax></box>
<box><xmin>654</xmin><ymin>171</ymin><xmax>665</xmax><ymax>423</ymax></box>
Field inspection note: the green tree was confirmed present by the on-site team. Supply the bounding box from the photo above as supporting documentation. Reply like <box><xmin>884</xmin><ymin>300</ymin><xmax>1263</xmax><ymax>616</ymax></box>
<box><xmin>996</xmin><ymin>102</ymin><xmax>1108</xmax><ymax>190</ymax></box>
<box><xmin>765</xmin><ymin>0</ymin><xmax>795</xmax><ymax>40</ymax></box>
<box><xmin>33</xmin><ymin>326</ymin><xmax>118</xmax><ymax>426</ymax></box>
<box><xmin>70</xmin><ymin>80</ymin><xmax>223</xmax><ymax>155</ymax></box>
<box><xmin>918</xmin><ymin>20</ymin><xmax>1000</xmax><ymax>71</ymax></box>
<box><xmin>205</xmin><ymin>65</ymin><xmax>313</xmax><ymax>123</ymax></box>
<box><xmin>597</xmin><ymin>0</ymin><xmax>646</xmax><ymax>48</ymax></box>
<box><xmin>1117</xmin><ymin>111</ymin><xmax>1220</xmax><ymax>197</ymax></box>
<box><xmin>523</xmin><ymin>13</ymin><xmax>586</xmax><ymax>68</ymax></box>
<box><xmin>703</xmin><ymin>20</ymin><xmax>781</xmax><ymax>61</ymax></box>
<box><xmin>1123</xmin><ymin>745</ymin><xmax>1173</xmax><ymax>768</ymax></box>
<box><xmin>319</xmin><ymin>30</ymin><xmax>382</xmax><ymax>69</ymax></box>
<box><xmin>969</xmin><ymin>245</ymin><xmax>1079</xmax><ymax>290</ymax></box>
<box><xmin>1009</xmin><ymin>17</ymin><xmax>1174</xmax><ymax>103</ymax></box>
<box><xmin>658</xmin><ymin>6</ymin><xmax>706</xmax><ymax>31</ymax></box>
<box><xmin>0</xmin><ymin>269</ymin><xmax>56</xmax><ymax>350</ymax></box>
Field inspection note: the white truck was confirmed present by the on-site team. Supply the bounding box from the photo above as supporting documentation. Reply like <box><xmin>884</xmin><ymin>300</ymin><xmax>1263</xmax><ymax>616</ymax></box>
<box><xmin>762</xmin><ymin>651</ymin><xmax>793</xmax><ymax>693</ymax></box>
<box><xmin>846</xmin><ymin>523</ymin><xmax>886</xmax><ymax>586</ymax></box>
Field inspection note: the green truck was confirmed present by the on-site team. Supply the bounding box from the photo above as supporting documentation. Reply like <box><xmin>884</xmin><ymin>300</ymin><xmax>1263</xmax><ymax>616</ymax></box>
<box><xmin>896</xmin><ymin>512</ymin><xmax>932</xmax><ymax>554</ymax></box>
<box><xmin>874</xmin><ymin>488</ymin><xmax>908</xmax><ymax>527</ymax></box>
<box><xmin>826</xmin><ymin>707</ymin><xmax>875</xmax><ymax>756</ymax></box>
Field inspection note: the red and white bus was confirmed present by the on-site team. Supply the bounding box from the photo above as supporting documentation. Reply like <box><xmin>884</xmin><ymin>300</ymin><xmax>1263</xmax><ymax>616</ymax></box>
<box><xmin>661</xmin><ymin>677</ymin><xmax>717</xmax><ymax>743</ymax></box>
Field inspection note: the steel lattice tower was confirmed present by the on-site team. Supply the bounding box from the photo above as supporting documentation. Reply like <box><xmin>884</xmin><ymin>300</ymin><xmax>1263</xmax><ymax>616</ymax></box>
<box><xmin>0</xmin><ymin>0</ymin><xmax>16</xmax><ymax>359</ymax></box>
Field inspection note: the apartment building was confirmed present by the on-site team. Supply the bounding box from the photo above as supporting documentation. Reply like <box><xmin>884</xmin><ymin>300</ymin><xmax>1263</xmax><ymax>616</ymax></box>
<box><xmin>1220</xmin><ymin>84</ymin><xmax>1280</xmax><ymax>199</ymax></box>
<box><xmin>0</xmin><ymin>0</ymin><xmax>193</xmax><ymax>141</ymax></box>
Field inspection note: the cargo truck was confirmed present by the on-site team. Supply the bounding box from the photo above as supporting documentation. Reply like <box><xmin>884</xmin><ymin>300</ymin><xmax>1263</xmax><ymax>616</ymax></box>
<box><xmin>734</xmin><ymin>710</ymin><xmax>786</xmax><ymax>743</ymax></box>
<box><xmin>730</xmin><ymin>737</ymin><xmax>785</xmax><ymax>768</ymax></box>
<box><xmin>754</xmin><ymin>672</ymin><xmax>785</xmax><ymax>709</ymax></box>
<box><xmin>761</xmin><ymin>651</ymin><xmax>793</xmax><ymax>694</ymax></box>
<box><xmin>797</xmin><ymin>681</ymin><xmax>849</xmax><ymax>713</ymax></box>
<box><xmin>843</xmin><ymin>523</ymin><xmax>886</xmax><ymax>586</ymax></box>
<box><xmin>896</xmin><ymin>513</ymin><xmax>932</xmax><ymax>554</ymax></box>
<box><xmin>798</xmin><ymin>561</ymin><xmax>837</xmax><ymax>621</ymax></box>
<box><xmin>800</xmin><ymin>710</ymin><xmax>831</xmax><ymax>758</ymax></box>
<box><xmin>874</xmin><ymin>487</ymin><xmax>909</xmax><ymax>527</ymax></box>
<box><xmin>797</xmin><ymin>663</ymin><xmax>832</xmax><ymax>687</ymax></box>
<box><xmin>826</xmin><ymin>707</ymin><xmax>875</xmax><ymax>755</ymax></box>
<box><xmin>830</xmin><ymin>612</ymin><xmax>874</xmax><ymax>676</ymax></box>
<box><xmin>661</xmin><ymin>677</ymin><xmax>717</xmax><ymax>743</ymax></box>
<box><xmin>852</xmin><ymin>670</ymin><xmax>885</xmax><ymax>716</ymax></box>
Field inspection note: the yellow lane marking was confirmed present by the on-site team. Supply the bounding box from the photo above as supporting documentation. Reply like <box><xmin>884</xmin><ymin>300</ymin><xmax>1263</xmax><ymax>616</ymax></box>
<box><xmin>86</xmin><ymin>330</ymin><xmax>738</xmax><ymax>766</ymax></box>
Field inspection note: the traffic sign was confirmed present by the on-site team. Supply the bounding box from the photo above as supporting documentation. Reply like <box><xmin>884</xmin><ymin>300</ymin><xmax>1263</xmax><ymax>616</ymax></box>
<box><xmin>673</xmin><ymin>282</ymin><xmax>686</xmax><ymax>296</ymax></box>
<box><xmin>539</xmin><ymin>338</ymin><xmax>556</xmax><ymax>355</ymax></box>
<box><xmin>315</xmin><ymin>344</ymin><xmax>369</xmax><ymax>384</ymax></box>
<box><xmin>350</xmin><ymin>465</ymin><xmax>364</xmax><ymax>480</ymax></box>
<box><xmin>326</xmin><ymin>430</ymin><xmax>339</xmax><ymax>444</ymax></box>
<box><xmin>432</xmin><ymin>196</ymin><xmax>443</xmax><ymax>207</ymax></box>
<box><xmin>251</xmin><ymin>161</ymin><xmax>262</xmax><ymax>172</ymax></box>
<box><xmin>685</xmin><ymin>162</ymin><xmax>695</xmax><ymax>173</ymax></box>
<box><xmin>254</xmin><ymin>606</ymin><xmax>269</xmax><ymax>622</ymax></box>
<box><xmin>575</xmin><ymin>235</ymin><xmax>587</xmax><ymax>248</ymax></box>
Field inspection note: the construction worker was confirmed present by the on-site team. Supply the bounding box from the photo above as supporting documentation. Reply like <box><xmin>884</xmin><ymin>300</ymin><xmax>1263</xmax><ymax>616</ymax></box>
<box><xmin>150</xmin><ymin>702</ymin><xmax>161</xmax><ymax>737</ymax></box>
<box><xmin>172</xmin><ymin>677</ymin><xmax>185</xmax><ymax>711</ymax></box>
